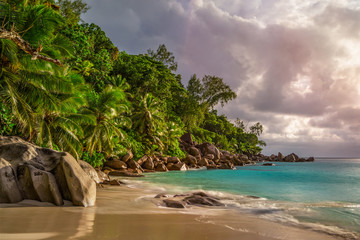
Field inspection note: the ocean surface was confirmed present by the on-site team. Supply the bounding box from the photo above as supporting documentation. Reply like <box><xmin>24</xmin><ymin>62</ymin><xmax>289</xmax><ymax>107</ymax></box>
<box><xmin>137</xmin><ymin>158</ymin><xmax>360</xmax><ymax>238</ymax></box>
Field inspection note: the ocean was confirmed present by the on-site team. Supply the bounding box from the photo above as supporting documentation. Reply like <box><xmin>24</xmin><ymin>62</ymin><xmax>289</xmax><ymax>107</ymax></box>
<box><xmin>136</xmin><ymin>158</ymin><xmax>360</xmax><ymax>238</ymax></box>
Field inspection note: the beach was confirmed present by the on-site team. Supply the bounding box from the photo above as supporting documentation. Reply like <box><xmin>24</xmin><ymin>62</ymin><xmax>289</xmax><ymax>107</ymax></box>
<box><xmin>0</xmin><ymin>183</ymin><xmax>347</xmax><ymax>240</ymax></box>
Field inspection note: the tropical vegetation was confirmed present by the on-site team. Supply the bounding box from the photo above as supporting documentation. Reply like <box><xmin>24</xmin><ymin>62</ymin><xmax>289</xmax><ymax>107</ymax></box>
<box><xmin>0</xmin><ymin>0</ymin><xmax>265</xmax><ymax>167</ymax></box>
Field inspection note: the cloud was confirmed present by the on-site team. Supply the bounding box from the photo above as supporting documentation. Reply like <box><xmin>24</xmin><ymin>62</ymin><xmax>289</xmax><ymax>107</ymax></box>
<box><xmin>83</xmin><ymin>0</ymin><xmax>188</xmax><ymax>53</ymax></box>
<box><xmin>82</xmin><ymin>0</ymin><xmax>360</xmax><ymax>157</ymax></box>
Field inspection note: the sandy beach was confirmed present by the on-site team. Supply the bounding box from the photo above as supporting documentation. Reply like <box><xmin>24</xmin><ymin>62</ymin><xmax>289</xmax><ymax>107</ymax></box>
<box><xmin>0</xmin><ymin>181</ymin><xmax>347</xmax><ymax>240</ymax></box>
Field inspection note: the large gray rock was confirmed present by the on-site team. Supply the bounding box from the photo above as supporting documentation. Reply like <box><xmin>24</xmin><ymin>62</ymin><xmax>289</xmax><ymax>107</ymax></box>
<box><xmin>197</xmin><ymin>143</ymin><xmax>220</xmax><ymax>160</ymax></box>
<box><xmin>18</xmin><ymin>164</ymin><xmax>63</xmax><ymax>206</ymax></box>
<box><xmin>0</xmin><ymin>158</ymin><xmax>22</xmax><ymax>203</ymax></box>
<box><xmin>290</xmin><ymin>153</ymin><xmax>299</xmax><ymax>161</ymax></box>
<box><xmin>142</xmin><ymin>158</ymin><xmax>155</xmax><ymax>170</ymax></box>
<box><xmin>155</xmin><ymin>163</ymin><xmax>168</xmax><ymax>172</ymax></box>
<box><xmin>79</xmin><ymin>160</ymin><xmax>101</xmax><ymax>184</ymax></box>
<box><xmin>239</xmin><ymin>154</ymin><xmax>249</xmax><ymax>162</ymax></box>
<box><xmin>137</xmin><ymin>155</ymin><xmax>149</xmax><ymax>166</ymax></box>
<box><xmin>284</xmin><ymin>154</ymin><xmax>296</xmax><ymax>162</ymax></box>
<box><xmin>180</xmin><ymin>133</ymin><xmax>193</xmax><ymax>145</ymax></box>
<box><xmin>231</xmin><ymin>156</ymin><xmax>243</xmax><ymax>166</ymax></box>
<box><xmin>198</xmin><ymin>158</ymin><xmax>209</xmax><ymax>167</ymax></box>
<box><xmin>218</xmin><ymin>161</ymin><xmax>235</xmax><ymax>169</ymax></box>
<box><xmin>0</xmin><ymin>136</ymin><xmax>96</xmax><ymax>207</ymax></box>
<box><xmin>163</xmin><ymin>199</ymin><xmax>185</xmax><ymax>208</ymax></box>
<box><xmin>127</xmin><ymin>159</ymin><xmax>143</xmax><ymax>171</ymax></box>
<box><xmin>187</xmin><ymin>147</ymin><xmax>201</xmax><ymax>158</ymax></box>
<box><xmin>104</xmin><ymin>159</ymin><xmax>127</xmax><ymax>170</ymax></box>
<box><xmin>121</xmin><ymin>151</ymin><xmax>133</xmax><ymax>163</ymax></box>
<box><xmin>96</xmin><ymin>169</ymin><xmax>110</xmax><ymax>183</ymax></box>
<box><xmin>167</xmin><ymin>156</ymin><xmax>181</xmax><ymax>164</ymax></box>
<box><xmin>278</xmin><ymin>152</ymin><xmax>285</xmax><ymax>161</ymax></box>
<box><xmin>183</xmin><ymin>193</ymin><xmax>224</xmax><ymax>206</ymax></box>
<box><xmin>182</xmin><ymin>155</ymin><xmax>197</xmax><ymax>167</ymax></box>
<box><xmin>306</xmin><ymin>157</ymin><xmax>315</xmax><ymax>162</ymax></box>
<box><xmin>168</xmin><ymin>162</ymin><xmax>188</xmax><ymax>171</ymax></box>
<box><xmin>53</xmin><ymin>153</ymin><xmax>96</xmax><ymax>207</ymax></box>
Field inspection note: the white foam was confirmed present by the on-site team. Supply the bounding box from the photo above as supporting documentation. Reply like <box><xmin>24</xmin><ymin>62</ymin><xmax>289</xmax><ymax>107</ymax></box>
<box><xmin>116</xmin><ymin>177</ymin><xmax>360</xmax><ymax>240</ymax></box>
<box><xmin>188</xmin><ymin>167</ymin><xmax>207</xmax><ymax>171</ymax></box>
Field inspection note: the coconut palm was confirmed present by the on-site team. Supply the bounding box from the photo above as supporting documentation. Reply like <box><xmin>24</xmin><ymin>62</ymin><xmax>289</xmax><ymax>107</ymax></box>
<box><xmin>132</xmin><ymin>93</ymin><xmax>165</xmax><ymax>153</ymax></box>
<box><xmin>33</xmin><ymin>72</ymin><xmax>95</xmax><ymax>158</ymax></box>
<box><xmin>0</xmin><ymin>0</ymin><xmax>72</xmax><ymax>138</ymax></box>
<box><xmin>82</xmin><ymin>86</ymin><xmax>130</xmax><ymax>156</ymax></box>
<box><xmin>162</xmin><ymin>121</ymin><xmax>184</xmax><ymax>154</ymax></box>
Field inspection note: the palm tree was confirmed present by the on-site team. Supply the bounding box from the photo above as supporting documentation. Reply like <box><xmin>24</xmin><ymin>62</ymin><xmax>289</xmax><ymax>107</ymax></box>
<box><xmin>33</xmin><ymin>72</ymin><xmax>95</xmax><ymax>158</ymax></box>
<box><xmin>82</xmin><ymin>86</ymin><xmax>130</xmax><ymax>156</ymax></box>
<box><xmin>162</xmin><ymin>121</ymin><xmax>184</xmax><ymax>154</ymax></box>
<box><xmin>132</xmin><ymin>93</ymin><xmax>165</xmax><ymax>154</ymax></box>
<box><xmin>0</xmin><ymin>0</ymin><xmax>72</xmax><ymax>139</ymax></box>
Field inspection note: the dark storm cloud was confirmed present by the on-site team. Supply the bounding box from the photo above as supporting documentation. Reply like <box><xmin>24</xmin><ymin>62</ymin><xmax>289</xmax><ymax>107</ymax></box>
<box><xmin>83</xmin><ymin>0</ymin><xmax>188</xmax><ymax>53</ymax></box>
<box><xmin>82</xmin><ymin>0</ymin><xmax>360</xmax><ymax>157</ymax></box>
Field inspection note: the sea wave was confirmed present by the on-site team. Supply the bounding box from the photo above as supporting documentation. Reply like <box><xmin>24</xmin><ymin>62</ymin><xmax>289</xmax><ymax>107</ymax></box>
<box><xmin>118</xmin><ymin>178</ymin><xmax>360</xmax><ymax>240</ymax></box>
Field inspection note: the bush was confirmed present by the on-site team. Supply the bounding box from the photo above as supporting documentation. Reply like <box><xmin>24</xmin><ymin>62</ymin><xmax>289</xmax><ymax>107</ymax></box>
<box><xmin>0</xmin><ymin>106</ymin><xmax>18</xmax><ymax>136</ymax></box>
<box><xmin>166</xmin><ymin>143</ymin><xmax>186</xmax><ymax>159</ymax></box>
<box><xmin>81</xmin><ymin>151</ymin><xmax>105</xmax><ymax>167</ymax></box>
<box><xmin>125</xmin><ymin>131</ymin><xmax>145</xmax><ymax>160</ymax></box>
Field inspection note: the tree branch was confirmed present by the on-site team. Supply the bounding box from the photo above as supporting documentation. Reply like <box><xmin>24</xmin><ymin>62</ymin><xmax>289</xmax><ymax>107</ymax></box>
<box><xmin>0</xmin><ymin>28</ymin><xmax>63</xmax><ymax>66</ymax></box>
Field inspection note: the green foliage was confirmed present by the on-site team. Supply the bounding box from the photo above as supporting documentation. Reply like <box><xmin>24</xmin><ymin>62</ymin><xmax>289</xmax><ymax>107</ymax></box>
<box><xmin>113</xmin><ymin>142</ymin><xmax>128</xmax><ymax>158</ymax></box>
<box><xmin>131</xmin><ymin>93</ymin><xmax>165</xmax><ymax>154</ymax></box>
<box><xmin>61</xmin><ymin>23</ymin><xmax>118</xmax><ymax>91</ymax></box>
<box><xmin>81</xmin><ymin>151</ymin><xmax>105</xmax><ymax>167</ymax></box>
<box><xmin>187</xmin><ymin>74</ymin><xmax>204</xmax><ymax>103</ymax></box>
<box><xmin>113</xmin><ymin>52</ymin><xmax>185</xmax><ymax>111</ymax></box>
<box><xmin>0</xmin><ymin>105</ymin><xmax>18</xmax><ymax>135</ymax></box>
<box><xmin>147</xmin><ymin>44</ymin><xmax>178</xmax><ymax>72</ymax></box>
<box><xmin>187</xmin><ymin>74</ymin><xmax>236</xmax><ymax>109</ymax></box>
<box><xmin>82</xmin><ymin>86</ymin><xmax>130</xmax><ymax>156</ymax></box>
<box><xmin>0</xmin><ymin>0</ymin><xmax>265</xmax><ymax>163</ymax></box>
<box><xmin>124</xmin><ymin>131</ymin><xmax>145</xmax><ymax>160</ymax></box>
<box><xmin>166</xmin><ymin>143</ymin><xmax>186</xmax><ymax>159</ymax></box>
<box><xmin>191</xmin><ymin>111</ymin><xmax>265</xmax><ymax>155</ymax></box>
<box><xmin>0</xmin><ymin>0</ymin><xmax>75</xmax><ymax>142</ymax></box>
<box><xmin>250</xmin><ymin>122</ymin><xmax>263</xmax><ymax>136</ymax></box>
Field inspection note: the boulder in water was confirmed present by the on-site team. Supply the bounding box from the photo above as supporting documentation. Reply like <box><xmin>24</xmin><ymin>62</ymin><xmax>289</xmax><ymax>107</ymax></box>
<box><xmin>163</xmin><ymin>199</ymin><xmax>185</xmax><ymax>208</ymax></box>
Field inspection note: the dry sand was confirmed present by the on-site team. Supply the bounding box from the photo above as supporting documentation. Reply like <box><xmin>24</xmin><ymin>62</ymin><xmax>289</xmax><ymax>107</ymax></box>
<box><xmin>0</xmin><ymin>184</ymin><xmax>345</xmax><ymax>240</ymax></box>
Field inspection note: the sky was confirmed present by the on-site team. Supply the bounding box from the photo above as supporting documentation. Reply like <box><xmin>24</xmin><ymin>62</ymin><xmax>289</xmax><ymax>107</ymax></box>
<box><xmin>82</xmin><ymin>0</ymin><xmax>360</xmax><ymax>157</ymax></box>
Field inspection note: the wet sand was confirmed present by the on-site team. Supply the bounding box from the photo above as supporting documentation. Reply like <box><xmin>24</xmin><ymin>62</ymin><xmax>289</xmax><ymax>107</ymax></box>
<box><xmin>0</xmin><ymin>185</ymin><xmax>345</xmax><ymax>240</ymax></box>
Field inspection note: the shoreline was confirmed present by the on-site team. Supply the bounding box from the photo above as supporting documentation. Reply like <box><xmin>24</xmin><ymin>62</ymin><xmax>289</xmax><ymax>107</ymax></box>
<box><xmin>121</xmin><ymin>175</ymin><xmax>360</xmax><ymax>240</ymax></box>
<box><xmin>0</xmin><ymin>181</ymin><xmax>352</xmax><ymax>240</ymax></box>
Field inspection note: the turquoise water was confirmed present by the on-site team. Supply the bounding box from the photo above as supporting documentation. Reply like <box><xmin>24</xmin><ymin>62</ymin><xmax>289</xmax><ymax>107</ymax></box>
<box><xmin>142</xmin><ymin>159</ymin><xmax>360</xmax><ymax>236</ymax></box>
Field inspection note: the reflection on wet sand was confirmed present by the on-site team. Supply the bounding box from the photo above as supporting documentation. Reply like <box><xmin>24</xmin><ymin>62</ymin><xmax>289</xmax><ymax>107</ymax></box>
<box><xmin>0</xmin><ymin>204</ymin><xmax>96</xmax><ymax>240</ymax></box>
<box><xmin>68</xmin><ymin>210</ymin><xmax>95</xmax><ymax>239</ymax></box>
<box><xmin>0</xmin><ymin>233</ymin><xmax>59</xmax><ymax>240</ymax></box>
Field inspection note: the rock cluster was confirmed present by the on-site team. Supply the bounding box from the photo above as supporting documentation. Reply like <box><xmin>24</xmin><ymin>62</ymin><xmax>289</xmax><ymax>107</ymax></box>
<box><xmin>101</xmin><ymin>133</ymin><xmax>253</xmax><ymax>175</ymax></box>
<box><xmin>0</xmin><ymin>136</ymin><xmax>96</xmax><ymax>207</ymax></box>
<box><xmin>101</xmin><ymin>133</ymin><xmax>314</xmax><ymax>175</ymax></box>
<box><xmin>157</xmin><ymin>191</ymin><xmax>225</xmax><ymax>209</ymax></box>
<box><xmin>179</xmin><ymin>133</ymin><xmax>253</xmax><ymax>170</ymax></box>
<box><xmin>258</xmin><ymin>152</ymin><xmax>314</xmax><ymax>162</ymax></box>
